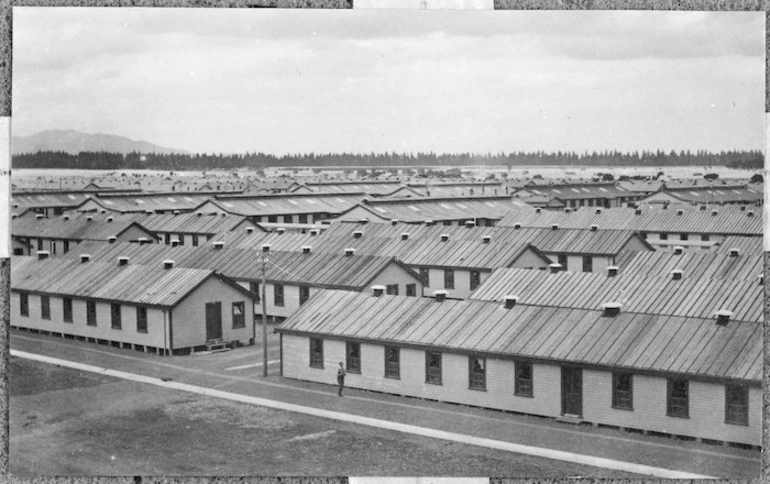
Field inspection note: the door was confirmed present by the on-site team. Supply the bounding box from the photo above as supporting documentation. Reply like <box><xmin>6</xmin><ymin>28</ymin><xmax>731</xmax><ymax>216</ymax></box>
<box><xmin>205</xmin><ymin>302</ymin><xmax>222</xmax><ymax>340</ymax></box>
<box><xmin>561</xmin><ymin>366</ymin><xmax>582</xmax><ymax>417</ymax></box>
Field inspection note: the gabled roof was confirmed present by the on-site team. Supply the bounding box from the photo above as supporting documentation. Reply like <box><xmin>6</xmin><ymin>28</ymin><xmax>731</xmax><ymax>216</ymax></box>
<box><xmin>277</xmin><ymin>290</ymin><xmax>761</xmax><ymax>382</ymax></box>
<box><xmin>11</xmin><ymin>256</ymin><xmax>252</xmax><ymax>308</ymax></box>
<box><xmin>337</xmin><ymin>196</ymin><xmax>533</xmax><ymax>223</ymax></box>
<box><xmin>641</xmin><ymin>185</ymin><xmax>763</xmax><ymax>204</ymax></box>
<box><xmin>12</xmin><ymin>215</ymin><xmax>158</xmax><ymax>242</ymax></box>
<box><xmin>614</xmin><ymin>249</ymin><xmax>761</xmax><ymax>282</ymax></box>
<box><xmin>204</xmin><ymin>192</ymin><xmax>365</xmax><ymax>216</ymax></box>
<box><xmin>76</xmin><ymin>192</ymin><xmax>222</xmax><ymax>213</ymax></box>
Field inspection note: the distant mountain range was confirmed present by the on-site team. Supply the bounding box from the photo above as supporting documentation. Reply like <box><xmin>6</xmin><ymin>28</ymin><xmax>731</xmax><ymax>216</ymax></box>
<box><xmin>11</xmin><ymin>129</ymin><xmax>189</xmax><ymax>155</ymax></box>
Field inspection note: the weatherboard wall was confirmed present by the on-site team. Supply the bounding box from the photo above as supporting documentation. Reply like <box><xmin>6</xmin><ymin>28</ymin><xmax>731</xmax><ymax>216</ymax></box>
<box><xmin>281</xmin><ymin>334</ymin><xmax>759</xmax><ymax>445</ymax></box>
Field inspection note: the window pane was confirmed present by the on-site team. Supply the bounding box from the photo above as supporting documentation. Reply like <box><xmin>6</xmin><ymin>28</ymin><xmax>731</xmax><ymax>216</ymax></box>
<box><xmin>232</xmin><ymin>301</ymin><xmax>245</xmax><ymax>328</ymax></box>
<box><xmin>613</xmin><ymin>372</ymin><xmax>633</xmax><ymax>409</ymax></box>
<box><xmin>515</xmin><ymin>361</ymin><xmax>533</xmax><ymax>396</ymax></box>
<box><xmin>346</xmin><ymin>342</ymin><xmax>361</xmax><ymax>373</ymax></box>
<box><xmin>310</xmin><ymin>338</ymin><xmax>324</xmax><ymax>368</ymax></box>
<box><xmin>406</xmin><ymin>284</ymin><xmax>416</xmax><ymax>297</ymax></box>
<box><xmin>725</xmin><ymin>384</ymin><xmax>748</xmax><ymax>426</ymax></box>
<box><xmin>469</xmin><ymin>356</ymin><xmax>486</xmax><ymax>390</ymax></box>
<box><xmin>137</xmin><ymin>307</ymin><xmax>148</xmax><ymax>333</ymax></box>
<box><xmin>426</xmin><ymin>352</ymin><xmax>442</xmax><ymax>384</ymax></box>
<box><xmin>385</xmin><ymin>346</ymin><xmax>400</xmax><ymax>378</ymax></box>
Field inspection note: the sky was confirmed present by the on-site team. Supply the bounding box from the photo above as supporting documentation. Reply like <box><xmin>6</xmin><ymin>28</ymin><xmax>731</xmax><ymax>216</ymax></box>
<box><xmin>11</xmin><ymin>8</ymin><xmax>765</xmax><ymax>155</ymax></box>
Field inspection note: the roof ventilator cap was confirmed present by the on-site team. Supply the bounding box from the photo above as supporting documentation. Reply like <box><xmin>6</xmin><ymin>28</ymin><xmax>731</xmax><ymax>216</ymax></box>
<box><xmin>80</xmin><ymin>254</ymin><xmax>91</xmax><ymax>263</ymax></box>
<box><xmin>590</xmin><ymin>224</ymin><xmax>598</xmax><ymax>232</ymax></box>
<box><xmin>676</xmin><ymin>209</ymin><xmax>683</xmax><ymax>216</ymax></box>
<box><xmin>503</xmin><ymin>295</ymin><xmax>518</xmax><ymax>309</ymax></box>
<box><xmin>440</xmin><ymin>234</ymin><xmax>450</xmax><ymax>242</ymax></box>
<box><xmin>464</xmin><ymin>220</ymin><xmax>475</xmax><ymax>228</ymax></box>
<box><xmin>145</xmin><ymin>210</ymin><xmax>154</xmax><ymax>215</ymax></box>
<box><xmin>100</xmin><ymin>209</ymin><xmax>107</xmax><ymax>214</ymax></box>
<box><xmin>602</xmin><ymin>302</ymin><xmax>622</xmax><ymax>317</ymax></box>
<box><xmin>309</xmin><ymin>229</ymin><xmax>319</xmax><ymax>236</ymax></box>
<box><xmin>595</xmin><ymin>208</ymin><xmax>602</xmax><ymax>214</ymax></box>
<box><xmin>63</xmin><ymin>215</ymin><xmax>70</xmax><ymax>221</ymax></box>
<box><xmin>371</xmin><ymin>285</ymin><xmax>385</xmax><ymax>297</ymax></box>
<box><xmin>246</xmin><ymin>227</ymin><xmax>255</xmax><ymax>234</ymax></box>
<box><xmin>261</xmin><ymin>244</ymin><xmax>271</xmax><ymax>253</ymax></box>
<box><xmin>548</xmin><ymin>263</ymin><xmax>562</xmax><ymax>273</ymax></box>
<box><xmin>711</xmin><ymin>210</ymin><xmax>718</xmax><ymax>216</ymax></box>
<box><xmin>11</xmin><ymin>214</ymin><xmax>17</xmax><ymax>219</ymax></box>
<box><xmin>118</xmin><ymin>256</ymin><xmax>130</xmax><ymax>266</ymax></box>
<box><xmin>171</xmin><ymin>240</ymin><xmax>181</xmax><ymax>247</ymax></box>
<box><xmin>36</xmin><ymin>250</ymin><xmax>50</xmax><ymax>260</ymax></box>
<box><xmin>747</xmin><ymin>210</ymin><xmax>755</xmax><ymax>217</ymax></box>
<box><xmin>671</xmin><ymin>269</ymin><xmax>683</xmax><ymax>281</ymax></box>
<box><xmin>401</xmin><ymin>233</ymin><xmax>410</xmax><ymax>240</ymax></box>
<box><xmin>757</xmin><ymin>273</ymin><xmax>763</xmax><ymax>286</ymax></box>
<box><xmin>163</xmin><ymin>260</ymin><xmax>175</xmax><ymax>270</ymax></box>
<box><xmin>715</xmin><ymin>309</ymin><xmax>733</xmax><ymax>326</ymax></box>
<box><xmin>535</xmin><ymin>208</ymin><xmax>541</xmax><ymax>214</ymax></box>
<box><xmin>276</xmin><ymin>228</ymin><xmax>286</xmax><ymax>235</ymax></box>
<box><xmin>344</xmin><ymin>247</ymin><xmax>356</xmax><ymax>256</ymax></box>
<box><xmin>302</xmin><ymin>246</ymin><xmax>312</xmax><ymax>254</ymax></box>
<box><xmin>699</xmin><ymin>205</ymin><xmax>707</xmax><ymax>211</ymax></box>
<box><xmin>173</xmin><ymin>210</ymin><xmax>180</xmax><ymax>215</ymax></box>
<box><xmin>673</xmin><ymin>246</ymin><xmax>684</xmax><ymax>255</ymax></box>
<box><xmin>86</xmin><ymin>215</ymin><xmax>93</xmax><ymax>221</ymax></box>
<box><xmin>513</xmin><ymin>223</ymin><xmax>522</xmax><ymax>229</ymax></box>
<box><xmin>106</xmin><ymin>216</ymin><xmax>114</xmax><ymax>223</ymax></box>
<box><xmin>212</xmin><ymin>241</ymin><xmax>224</xmax><ymax>249</ymax></box>
<box><xmin>108</xmin><ymin>236</ymin><xmax>117</xmax><ymax>244</ymax></box>
<box><xmin>390</xmin><ymin>219</ymin><xmax>399</xmax><ymax>226</ymax></box>
<box><xmin>607</xmin><ymin>266</ymin><xmax>619</xmax><ymax>277</ymax></box>
<box><xmin>729</xmin><ymin>248</ymin><xmax>739</xmax><ymax>257</ymax></box>
<box><xmin>353</xmin><ymin>230</ymin><xmax>363</xmax><ymax>239</ymax></box>
<box><xmin>551</xmin><ymin>224</ymin><xmax>559</xmax><ymax>230</ymax></box>
<box><xmin>634</xmin><ymin>209</ymin><xmax>642</xmax><ymax>216</ymax></box>
<box><xmin>197</xmin><ymin>211</ymin><xmax>203</xmax><ymax>217</ymax></box>
<box><xmin>740</xmin><ymin>205</ymin><xmax>746</xmax><ymax>211</ymax></box>
<box><xmin>482</xmin><ymin>235</ymin><xmax>492</xmax><ymax>244</ymax></box>
<box><xmin>433</xmin><ymin>290</ymin><xmax>447</xmax><ymax>302</ymax></box>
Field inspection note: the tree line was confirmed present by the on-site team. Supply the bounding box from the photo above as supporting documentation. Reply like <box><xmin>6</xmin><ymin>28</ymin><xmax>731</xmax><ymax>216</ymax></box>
<box><xmin>12</xmin><ymin>149</ymin><xmax>764</xmax><ymax>171</ymax></box>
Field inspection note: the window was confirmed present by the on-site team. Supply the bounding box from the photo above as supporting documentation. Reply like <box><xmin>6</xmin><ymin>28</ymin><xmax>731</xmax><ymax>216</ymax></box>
<box><xmin>37</xmin><ymin>239</ymin><xmax>43</xmax><ymax>251</ymax></box>
<box><xmin>250</xmin><ymin>281</ymin><xmax>260</xmax><ymax>303</ymax></box>
<box><xmin>192</xmin><ymin>234</ymin><xmax>199</xmax><ymax>247</ymax></box>
<box><xmin>660</xmin><ymin>233</ymin><xmax>668</xmax><ymax>241</ymax></box>
<box><xmin>63</xmin><ymin>240</ymin><xmax>69</xmax><ymax>254</ymax></box>
<box><xmin>53</xmin><ymin>207</ymin><xmax>64</xmax><ymax>216</ymax></box>
<box><xmin>111</xmin><ymin>303</ymin><xmax>121</xmax><ymax>329</ymax></box>
<box><xmin>667</xmin><ymin>378</ymin><xmax>689</xmax><ymax>418</ymax></box>
<box><xmin>515</xmin><ymin>361</ymin><xmax>533</xmax><ymax>397</ymax></box>
<box><xmin>136</xmin><ymin>306</ymin><xmax>148</xmax><ymax>333</ymax></box>
<box><xmin>701</xmin><ymin>234</ymin><xmax>710</xmax><ymax>242</ymax></box>
<box><xmin>13</xmin><ymin>248</ymin><xmax>23</xmax><ymax>256</ymax></box>
<box><xmin>484</xmin><ymin>220</ymin><xmax>494</xmax><ymax>227</ymax></box>
<box><xmin>385</xmin><ymin>346</ymin><xmax>400</xmax><ymax>378</ymax></box>
<box><xmin>346</xmin><ymin>342</ymin><xmax>361</xmax><ymax>373</ymax></box>
<box><xmin>640</xmin><ymin>232</ymin><xmax>647</xmax><ymax>239</ymax></box>
<box><xmin>557</xmin><ymin>254</ymin><xmax>568</xmax><ymax>271</ymax></box>
<box><xmin>425</xmin><ymin>351</ymin><xmax>442</xmax><ymax>385</ymax></box>
<box><xmin>298</xmin><ymin>214</ymin><xmax>308</xmax><ymax>224</ymax></box>
<box><xmin>283</xmin><ymin>216</ymin><xmax>292</xmax><ymax>224</ymax></box>
<box><xmin>19</xmin><ymin>292</ymin><xmax>28</xmax><ymax>317</ymax></box>
<box><xmin>406</xmin><ymin>284</ymin><xmax>417</xmax><ymax>297</ymax></box>
<box><xmin>232</xmin><ymin>301</ymin><xmax>245</xmax><ymax>329</ymax></box>
<box><xmin>309</xmin><ymin>338</ymin><xmax>324</xmax><ymax>368</ymax></box>
<box><xmin>177</xmin><ymin>234</ymin><xmax>184</xmax><ymax>245</ymax></box>
<box><xmin>612</xmin><ymin>372</ymin><xmax>633</xmax><ymax>410</ymax></box>
<box><xmin>86</xmin><ymin>301</ymin><xmax>97</xmax><ymax>326</ymax></box>
<box><xmin>164</xmin><ymin>233</ymin><xmax>171</xmax><ymax>245</ymax></box>
<box><xmin>469</xmin><ymin>356</ymin><xmax>486</xmax><ymax>391</ymax></box>
<box><xmin>582</xmin><ymin>256</ymin><xmax>593</xmax><ymax>273</ymax></box>
<box><xmin>50</xmin><ymin>240</ymin><xmax>56</xmax><ymax>256</ymax></box>
<box><xmin>444</xmin><ymin>269</ymin><xmax>454</xmax><ymax>290</ymax></box>
<box><xmin>443</xmin><ymin>221</ymin><xmax>452</xmax><ymax>226</ymax></box>
<box><xmin>419</xmin><ymin>268</ymin><xmax>430</xmax><ymax>287</ymax></box>
<box><xmin>63</xmin><ymin>298</ymin><xmax>73</xmax><ymax>322</ymax></box>
<box><xmin>386</xmin><ymin>284</ymin><xmax>398</xmax><ymax>296</ymax></box>
<box><xmin>725</xmin><ymin>384</ymin><xmax>748</xmax><ymax>426</ymax></box>
<box><xmin>680</xmin><ymin>233</ymin><xmax>689</xmax><ymax>241</ymax></box>
<box><xmin>470</xmin><ymin>271</ymin><xmax>481</xmax><ymax>291</ymax></box>
<box><xmin>41</xmin><ymin>296</ymin><xmax>50</xmax><ymax>320</ymax></box>
<box><xmin>268</xmin><ymin>215</ymin><xmax>278</xmax><ymax>223</ymax></box>
<box><xmin>299</xmin><ymin>286</ymin><xmax>310</xmax><ymax>305</ymax></box>
<box><xmin>274</xmin><ymin>284</ymin><xmax>284</xmax><ymax>307</ymax></box>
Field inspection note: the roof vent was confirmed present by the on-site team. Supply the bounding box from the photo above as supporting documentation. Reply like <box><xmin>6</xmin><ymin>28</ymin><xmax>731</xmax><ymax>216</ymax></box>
<box><xmin>747</xmin><ymin>210</ymin><xmax>755</xmax><ymax>217</ymax></box>
<box><xmin>212</xmin><ymin>241</ymin><xmax>224</xmax><ymax>249</ymax></box>
<box><xmin>513</xmin><ymin>223</ymin><xmax>522</xmax><ymax>230</ymax></box>
<box><xmin>671</xmin><ymin>269</ymin><xmax>683</xmax><ymax>281</ymax></box>
<box><xmin>221</xmin><ymin>213</ymin><xmax>226</xmax><ymax>218</ymax></box>
<box><xmin>353</xmin><ymin>230</ymin><xmax>363</xmax><ymax>239</ymax></box>
<box><xmin>372</xmin><ymin>285</ymin><xmax>385</xmax><ymax>297</ymax></box>
<box><xmin>302</xmin><ymin>246</ymin><xmax>312</xmax><ymax>254</ymax></box>
<box><xmin>309</xmin><ymin>229</ymin><xmax>319</xmax><ymax>236</ymax></box>
<box><xmin>276</xmin><ymin>227</ymin><xmax>286</xmax><ymax>235</ymax></box>
<box><xmin>108</xmin><ymin>236</ymin><xmax>117</xmax><ymax>244</ymax></box>
<box><xmin>171</xmin><ymin>240</ymin><xmax>181</xmax><ymax>247</ymax></box>
<box><xmin>137</xmin><ymin>237</ymin><xmax>149</xmax><ymax>245</ymax></box>
<box><xmin>261</xmin><ymin>244</ymin><xmax>271</xmax><ymax>253</ymax></box>
<box><xmin>740</xmin><ymin>205</ymin><xmax>746</xmax><ymax>211</ymax></box>
<box><xmin>173</xmin><ymin>210</ymin><xmax>180</xmax><ymax>215</ymax></box>
<box><xmin>106</xmin><ymin>216</ymin><xmax>114</xmax><ymax>223</ymax></box>
<box><xmin>595</xmin><ymin>208</ymin><xmax>602</xmax><ymax>214</ymax></box>
<box><xmin>662</xmin><ymin>204</ymin><xmax>668</xmax><ymax>210</ymax></box>
<box><xmin>11</xmin><ymin>214</ymin><xmax>17</xmax><ymax>219</ymax></box>
<box><xmin>464</xmin><ymin>220</ymin><xmax>475</xmax><ymax>228</ymax></box>
<box><xmin>607</xmin><ymin>266</ymin><xmax>619</xmax><ymax>277</ymax></box>
<box><xmin>145</xmin><ymin>210</ymin><xmax>154</xmax><ymax>214</ymax></box>
<box><xmin>551</xmin><ymin>224</ymin><xmax>559</xmax><ymax>231</ymax></box>
<box><xmin>602</xmin><ymin>302</ymin><xmax>622</xmax><ymax>317</ymax></box>
<box><xmin>503</xmin><ymin>295</ymin><xmax>518</xmax><ymax>309</ymax></box>
<box><xmin>673</xmin><ymin>246</ymin><xmax>684</xmax><ymax>255</ymax></box>
<box><xmin>390</xmin><ymin>219</ymin><xmax>399</xmax><ymax>226</ymax></box>
<box><xmin>481</xmin><ymin>235</ymin><xmax>492</xmax><ymax>244</ymax></box>
<box><xmin>36</xmin><ymin>250</ymin><xmax>50</xmax><ymax>260</ymax></box>
<box><xmin>163</xmin><ymin>260</ymin><xmax>175</xmax><ymax>270</ymax></box>
<box><xmin>197</xmin><ymin>211</ymin><xmax>203</xmax><ymax>217</ymax></box>
<box><xmin>548</xmin><ymin>263</ymin><xmax>562</xmax><ymax>274</ymax></box>
<box><xmin>634</xmin><ymin>209</ymin><xmax>642</xmax><ymax>216</ymax></box>
<box><xmin>118</xmin><ymin>256</ymin><xmax>130</xmax><ymax>266</ymax></box>
<box><xmin>699</xmin><ymin>205</ymin><xmax>707</xmax><ymax>211</ymax></box>
<box><xmin>564</xmin><ymin>208</ymin><xmax>572</xmax><ymax>214</ymax></box>
<box><xmin>711</xmin><ymin>210</ymin><xmax>718</xmax><ymax>216</ymax></box>
<box><xmin>590</xmin><ymin>224</ymin><xmax>598</xmax><ymax>232</ymax></box>
<box><xmin>440</xmin><ymin>234</ymin><xmax>450</xmax><ymax>242</ymax></box>
<box><xmin>344</xmin><ymin>247</ymin><xmax>356</xmax><ymax>256</ymax></box>
<box><xmin>99</xmin><ymin>209</ymin><xmax>107</xmax><ymax>214</ymax></box>
<box><xmin>401</xmin><ymin>233</ymin><xmax>410</xmax><ymax>241</ymax></box>
<box><xmin>246</xmin><ymin>227</ymin><xmax>255</xmax><ymax>234</ymax></box>
<box><xmin>86</xmin><ymin>215</ymin><xmax>93</xmax><ymax>221</ymax></box>
<box><xmin>425</xmin><ymin>220</ymin><xmax>434</xmax><ymax>226</ymax></box>
<box><xmin>676</xmin><ymin>209</ymin><xmax>683</xmax><ymax>216</ymax></box>
<box><xmin>80</xmin><ymin>254</ymin><xmax>91</xmax><ymax>263</ymax></box>
<box><xmin>715</xmin><ymin>309</ymin><xmax>733</xmax><ymax>326</ymax></box>
<box><xmin>535</xmin><ymin>208</ymin><xmax>541</xmax><ymax>214</ymax></box>
<box><xmin>63</xmin><ymin>215</ymin><xmax>70</xmax><ymax>221</ymax></box>
<box><xmin>728</xmin><ymin>248</ymin><xmax>740</xmax><ymax>257</ymax></box>
<box><xmin>433</xmin><ymin>290</ymin><xmax>447</xmax><ymax>302</ymax></box>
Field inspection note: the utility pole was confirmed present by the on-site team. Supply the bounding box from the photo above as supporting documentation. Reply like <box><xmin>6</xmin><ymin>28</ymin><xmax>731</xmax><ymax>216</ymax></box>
<box><xmin>261</xmin><ymin>244</ymin><xmax>270</xmax><ymax>377</ymax></box>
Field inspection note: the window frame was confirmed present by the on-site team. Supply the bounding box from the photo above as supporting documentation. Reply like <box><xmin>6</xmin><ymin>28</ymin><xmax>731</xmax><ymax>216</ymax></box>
<box><xmin>268</xmin><ymin>215</ymin><xmax>278</xmax><ymax>223</ymax></box>
<box><xmin>299</xmin><ymin>286</ymin><xmax>310</xmax><ymax>305</ymax></box>
<box><xmin>41</xmin><ymin>295</ymin><xmax>51</xmax><ymax>320</ymax></box>
<box><xmin>309</xmin><ymin>338</ymin><xmax>324</xmax><ymax>368</ymax></box>
<box><xmin>298</xmin><ymin>214</ymin><xmax>308</xmax><ymax>224</ymax></box>
<box><xmin>725</xmin><ymin>383</ymin><xmax>749</xmax><ymax>426</ymax></box>
<box><xmin>660</xmin><ymin>233</ymin><xmax>669</xmax><ymax>241</ymax></box>
<box><xmin>250</xmin><ymin>281</ymin><xmax>261</xmax><ymax>303</ymax></box>
<box><xmin>679</xmin><ymin>233</ymin><xmax>689</xmax><ymax>241</ymax></box>
<box><xmin>86</xmin><ymin>301</ymin><xmax>97</xmax><ymax>326</ymax></box>
<box><xmin>612</xmin><ymin>371</ymin><xmax>633</xmax><ymax>410</ymax></box>
<box><xmin>386</xmin><ymin>284</ymin><xmax>399</xmax><ymax>296</ymax></box>
<box><xmin>419</xmin><ymin>268</ymin><xmax>430</xmax><ymax>287</ymax></box>
<box><xmin>468</xmin><ymin>355</ymin><xmax>486</xmax><ymax>391</ymax></box>
<box><xmin>346</xmin><ymin>341</ymin><xmax>361</xmax><ymax>374</ymax></box>
<box><xmin>232</xmin><ymin>301</ymin><xmax>245</xmax><ymax>329</ymax></box>
<box><xmin>192</xmin><ymin>234</ymin><xmax>199</xmax><ymax>247</ymax></box>
<box><xmin>514</xmin><ymin>360</ymin><xmax>533</xmax><ymax>397</ymax></box>
<box><xmin>136</xmin><ymin>306</ymin><xmax>148</xmax><ymax>333</ymax></box>
<box><xmin>384</xmin><ymin>346</ymin><xmax>400</xmax><ymax>379</ymax></box>
<box><xmin>111</xmin><ymin>303</ymin><xmax>122</xmax><ymax>330</ymax></box>
<box><xmin>274</xmin><ymin>284</ymin><xmax>284</xmax><ymax>307</ymax></box>
<box><xmin>425</xmin><ymin>351</ymin><xmax>442</xmax><ymax>385</ymax></box>
<box><xmin>406</xmin><ymin>284</ymin><xmax>417</xmax><ymax>297</ymax></box>
<box><xmin>667</xmin><ymin>377</ymin><xmax>689</xmax><ymax>418</ymax></box>
<box><xmin>701</xmin><ymin>234</ymin><xmax>710</xmax><ymax>242</ymax></box>
<box><xmin>19</xmin><ymin>292</ymin><xmax>29</xmax><ymax>317</ymax></box>
<box><xmin>558</xmin><ymin>254</ymin><xmax>568</xmax><ymax>270</ymax></box>
<box><xmin>444</xmin><ymin>269</ymin><xmax>455</xmax><ymax>290</ymax></box>
<box><xmin>62</xmin><ymin>297</ymin><xmax>73</xmax><ymax>323</ymax></box>
<box><xmin>470</xmin><ymin>270</ymin><xmax>481</xmax><ymax>291</ymax></box>
<box><xmin>582</xmin><ymin>256</ymin><xmax>593</xmax><ymax>273</ymax></box>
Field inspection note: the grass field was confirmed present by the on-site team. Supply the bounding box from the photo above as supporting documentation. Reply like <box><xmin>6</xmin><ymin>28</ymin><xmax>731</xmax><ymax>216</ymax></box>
<box><xmin>10</xmin><ymin>357</ymin><xmax>639</xmax><ymax>477</ymax></box>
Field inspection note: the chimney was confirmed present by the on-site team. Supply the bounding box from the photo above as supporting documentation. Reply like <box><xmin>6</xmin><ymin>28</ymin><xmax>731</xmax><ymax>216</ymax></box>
<box><xmin>548</xmin><ymin>263</ymin><xmax>562</xmax><ymax>273</ymax></box>
<box><xmin>602</xmin><ymin>302</ymin><xmax>622</xmax><ymax>317</ymax></box>
<box><xmin>401</xmin><ymin>233</ymin><xmax>410</xmax><ymax>241</ymax></box>
<box><xmin>99</xmin><ymin>209</ymin><xmax>107</xmax><ymax>214</ymax></box>
<box><xmin>212</xmin><ymin>241</ymin><xmax>224</xmax><ymax>249</ymax></box>
<box><xmin>36</xmin><ymin>250</ymin><xmax>49</xmax><ymax>260</ymax></box>
<box><xmin>86</xmin><ymin>215</ymin><xmax>93</xmax><ymax>221</ymax></box>
<box><xmin>353</xmin><ymin>230</ymin><xmax>363</xmax><ymax>239</ymax></box>
<box><xmin>729</xmin><ymin>248</ymin><xmax>740</xmax><ymax>257</ymax></box>
<box><xmin>673</xmin><ymin>246</ymin><xmax>684</xmax><ymax>255</ymax></box>
<box><xmin>173</xmin><ymin>210</ymin><xmax>180</xmax><ymax>215</ymax></box>
<box><xmin>671</xmin><ymin>269</ymin><xmax>683</xmax><ymax>281</ymax></box>
<box><xmin>309</xmin><ymin>229</ymin><xmax>319</xmax><ymax>236</ymax></box>
<box><xmin>172</xmin><ymin>240</ymin><xmax>182</xmax><ymax>247</ymax></box>
<box><xmin>715</xmin><ymin>309</ymin><xmax>733</xmax><ymax>326</ymax></box>
<box><xmin>464</xmin><ymin>220</ymin><xmax>475</xmax><ymax>228</ymax></box>
<box><xmin>535</xmin><ymin>208</ymin><xmax>541</xmax><ymax>214</ymax></box>
<box><xmin>481</xmin><ymin>235</ymin><xmax>492</xmax><ymax>244</ymax></box>
<box><xmin>302</xmin><ymin>246</ymin><xmax>312</xmax><ymax>254</ymax></box>
<box><xmin>80</xmin><ymin>254</ymin><xmax>91</xmax><ymax>263</ymax></box>
<box><xmin>163</xmin><ymin>260</ymin><xmax>175</xmax><ymax>270</ymax></box>
<box><xmin>118</xmin><ymin>256</ymin><xmax>130</xmax><ymax>266</ymax></box>
<box><xmin>440</xmin><ymin>234</ymin><xmax>450</xmax><ymax>242</ymax></box>
<box><xmin>63</xmin><ymin>215</ymin><xmax>70</xmax><ymax>221</ymax></box>
<box><xmin>425</xmin><ymin>220</ymin><xmax>434</xmax><ymax>226</ymax></box>
<box><xmin>740</xmin><ymin>205</ymin><xmax>746</xmax><ymax>211</ymax></box>
<box><xmin>433</xmin><ymin>290</ymin><xmax>447</xmax><ymax>302</ymax></box>
<box><xmin>372</xmin><ymin>285</ymin><xmax>385</xmax><ymax>297</ymax></box>
<box><xmin>699</xmin><ymin>205</ymin><xmax>706</xmax><ymax>211</ymax></box>
<box><xmin>344</xmin><ymin>248</ymin><xmax>356</xmax><ymax>257</ymax></box>
<box><xmin>595</xmin><ymin>208</ymin><xmax>602</xmax><ymax>214</ymax></box>
<box><xmin>390</xmin><ymin>219</ymin><xmax>399</xmax><ymax>226</ymax></box>
<box><xmin>747</xmin><ymin>210</ymin><xmax>755</xmax><ymax>217</ymax></box>
<box><xmin>503</xmin><ymin>295</ymin><xmax>518</xmax><ymax>309</ymax></box>
<box><xmin>590</xmin><ymin>225</ymin><xmax>598</xmax><ymax>232</ymax></box>
<box><xmin>276</xmin><ymin>228</ymin><xmax>286</xmax><ymax>235</ymax></box>
<box><xmin>634</xmin><ymin>209</ymin><xmax>642</xmax><ymax>216</ymax></box>
<box><xmin>261</xmin><ymin>244</ymin><xmax>271</xmax><ymax>253</ymax></box>
<box><xmin>106</xmin><ymin>216</ymin><xmax>114</xmax><ymax>223</ymax></box>
<box><xmin>138</xmin><ymin>237</ymin><xmax>149</xmax><ymax>245</ymax></box>
<box><xmin>711</xmin><ymin>210</ymin><xmax>718</xmax><ymax>216</ymax></box>
<box><xmin>108</xmin><ymin>236</ymin><xmax>117</xmax><ymax>244</ymax></box>
<box><xmin>676</xmin><ymin>209</ymin><xmax>683</xmax><ymax>216</ymax></box>
<box><xmin>513</xmin><ymin>223</ymin><xmax>522</xmax><ymax>229</ymax></box>
<box><xmin>246</xmin><ymin>227</ymin><xmax>255</xmax><ymax>234</ymax></box>
<box><xmin>551</xmin><ymin>224</ymin><xmax>559</xmax><ymax>231</ymax></box>
<box><xmin>607</xmin><ymin>266</ymin><xmax>619</xmax><ymax>277</ymax></box>
<box><xmin>145</xmin><ymin>210</ymin><xmax>154</xmax><ymax>215</ymax></box>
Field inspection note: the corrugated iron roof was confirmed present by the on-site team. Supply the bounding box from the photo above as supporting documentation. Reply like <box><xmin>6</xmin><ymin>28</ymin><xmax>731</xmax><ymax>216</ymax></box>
<box><xmin>12</xmin><ymin>215</ymin><xmax>157</xmax><ymax>242</ymax></box>
<box><xmin>341</xmin><ymin>196</ymin><xmax>533</xmax><ymax>223</ymax></box>
<box><xmin>208</xmin><ymin>193</ymin><xmax>364</xmax><ymax>216</ymax></box>
<box><xmin>277</xmin><ymin>290</ymin><xmax>761</xmax><ymax>382</ymax></box>
<box><xmin>615</xmin><ymin>250</ymin><xmax>761</xmax><ymax>282</ymax></box>
<box><xmin>79</xmin><ymin>193</ymin><xmax>222</xmax><ymax>213</ymax></box>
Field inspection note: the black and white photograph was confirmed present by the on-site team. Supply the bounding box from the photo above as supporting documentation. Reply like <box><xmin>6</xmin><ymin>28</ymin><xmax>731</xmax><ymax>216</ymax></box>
<box><xmin>6</xmin><ymin>5</ymin><xmax>765</xmax><ymax>479</ymax></box>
